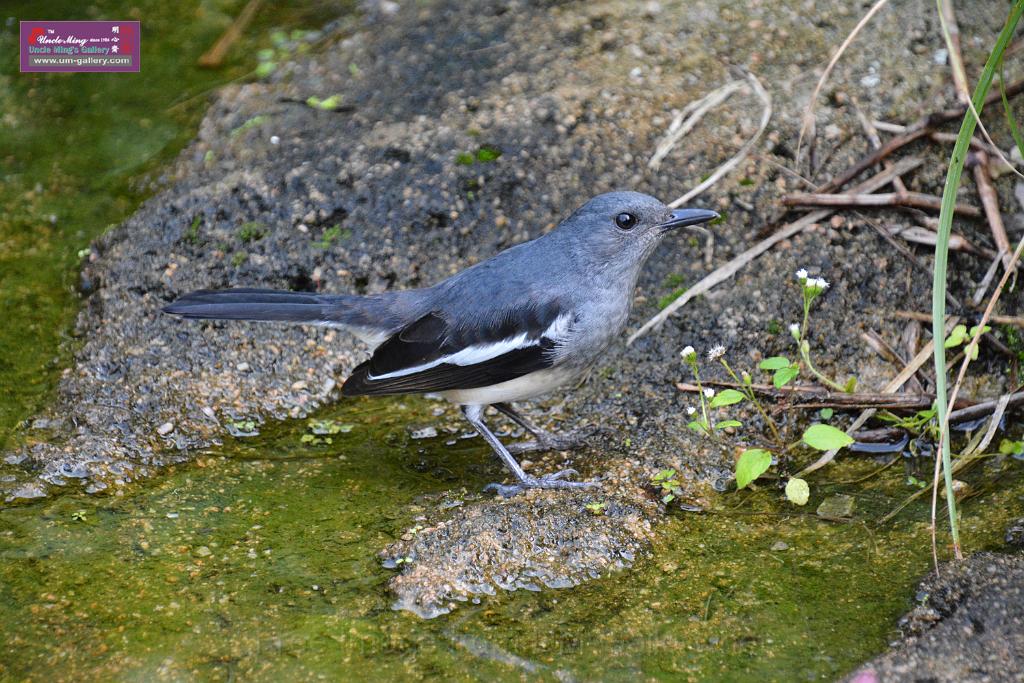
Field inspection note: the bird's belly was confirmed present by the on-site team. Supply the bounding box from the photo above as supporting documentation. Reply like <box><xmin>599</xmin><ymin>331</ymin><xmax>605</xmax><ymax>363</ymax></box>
<box><xmin>439</xmin><ymin>367</ymin><xmax>580</xmax><ymax>406</ymax></box>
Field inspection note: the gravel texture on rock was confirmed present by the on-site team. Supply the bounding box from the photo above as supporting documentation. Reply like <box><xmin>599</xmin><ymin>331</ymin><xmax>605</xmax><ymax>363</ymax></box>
<box><xmin>846</xmin><ymin>552</ymin><xmax>1024</xmax><ymax>683</ymax></box>
<box><xmin>3</xmin><ymin>0</ymin><xmax>1020</xmax><ymax>614</ymax></box>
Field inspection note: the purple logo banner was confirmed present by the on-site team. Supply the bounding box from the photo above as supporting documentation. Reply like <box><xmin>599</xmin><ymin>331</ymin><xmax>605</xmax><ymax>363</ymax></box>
<box><xmin>20</xmin><ymin>21</ymin><xmax>140</xmax><ymax>73</ymax></box>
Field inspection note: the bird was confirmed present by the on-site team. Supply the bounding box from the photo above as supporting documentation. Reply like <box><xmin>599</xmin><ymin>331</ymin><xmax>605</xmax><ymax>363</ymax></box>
<box><xmin>163</xmin><ymin>191</ymin><xmax>718</xmax><ymax>495</ymax></box>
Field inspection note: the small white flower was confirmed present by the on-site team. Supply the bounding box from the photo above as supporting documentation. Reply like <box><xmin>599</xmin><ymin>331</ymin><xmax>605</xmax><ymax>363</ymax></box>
<box><xmin>680</xmin><ymin>345</ymin><xmax>696</xmax><ymax>360</ymax></box>
<box><xmin>788</xmin><ymin>323</ymin><xmax>800</xmax><ymax>335</ymax></box>
<box><xmin>814</xmin><ymin>277</ymin><xmax>830</xmax><ymax>290</ymax></box>
<box><xmin>707</xmin><ymin>344</ymin><xmax>725</xmax><ymax>361</ymax></box>
<box><xmin>270</xmin><ymin>135</ymin><xmax>280</xmax><ymax>145</ymax></box>
<box><xmin>795</xmin><ymin>268</ymin><xmax>809</xmax><ymax>281</ymax></box>
<box><xmin>686</xmin><ymin>406</ymin><xmax>697</xmax><ymax>415</ymax></box>
<box><xmin>703</xmin><ymin>387</ymin><xmax>715</xmax><ymax>398</ymax></box>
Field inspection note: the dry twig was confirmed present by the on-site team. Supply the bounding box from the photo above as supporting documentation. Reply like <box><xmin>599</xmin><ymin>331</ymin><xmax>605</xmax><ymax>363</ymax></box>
<box><xmin>629</xmin><ymin>157</ymin><xmax>924</xmax><ymax>343</ymax></box>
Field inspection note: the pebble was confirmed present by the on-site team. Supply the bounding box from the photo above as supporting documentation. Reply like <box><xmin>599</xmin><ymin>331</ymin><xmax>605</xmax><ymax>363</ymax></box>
<box><xmin>771</xmin><ymin>541</ymin><xmax>789</xmax><ymax>551</ymax></box>
<box><xmin>291</xmin><ymin>380</ymin><xmax>308</xmax><ymax>391</ymax></box>
<box><xmin>817</xmin><ymin>494</ymin><xmax>856</xmax><ymax>520</ymax></box>
<box><xmin>410</xmin><ymin>426</ymin><xmax>438</xmax><ymax>440</ymax></box>
<box><xmin>157</xmin><ymin>422</ymin><xmax>174</xmax><ymax>436</ymax></box>
<box><xmin>193</xmin><ymin>546</ymin><xmax>212</xmax><ymax>558</ymax></box>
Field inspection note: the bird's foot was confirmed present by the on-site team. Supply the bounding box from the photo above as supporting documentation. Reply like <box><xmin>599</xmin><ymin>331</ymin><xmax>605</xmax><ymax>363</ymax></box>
<box><xmin>483</xmin><ymin>469</ymin><xmax>600</xmax><ymax>497</ymax></box>
<box><xmin>506</xmin><ymin>428</ymin><xmax>593</xmax><ymax>455</ymax></box>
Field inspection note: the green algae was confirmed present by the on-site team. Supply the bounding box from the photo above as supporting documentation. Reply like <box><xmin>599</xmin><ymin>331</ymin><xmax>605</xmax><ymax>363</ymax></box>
<box><xmin>0</xmin><ymin>0</ymin><xmax>350</xmax><ymax>443</ymax></box>
<box><xmin>2</xmin><ymin>395</ymin><xmax>1022</xmax><ymax>681</ymax></box>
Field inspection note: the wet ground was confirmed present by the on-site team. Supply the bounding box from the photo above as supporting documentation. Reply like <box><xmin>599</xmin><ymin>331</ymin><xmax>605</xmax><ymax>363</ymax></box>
<box><xmin>3</xmin><ymin>0</ymin><xmax>1024</xmax><ymax>679</ymax></box>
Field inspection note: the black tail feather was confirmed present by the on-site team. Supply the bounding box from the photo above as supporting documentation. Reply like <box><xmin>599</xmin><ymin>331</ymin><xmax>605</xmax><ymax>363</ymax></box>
<box><xmin>163</xmin><ymin>288</ymin><xmax>336</xmax><ymax>324</ymax></box>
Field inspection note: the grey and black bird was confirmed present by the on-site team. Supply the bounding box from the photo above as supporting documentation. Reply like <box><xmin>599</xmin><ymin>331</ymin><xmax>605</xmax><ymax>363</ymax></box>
<box><xmin>163</xmin><ymin>192</ymin><xmax>718</xmax><ymax>495</ymax></box>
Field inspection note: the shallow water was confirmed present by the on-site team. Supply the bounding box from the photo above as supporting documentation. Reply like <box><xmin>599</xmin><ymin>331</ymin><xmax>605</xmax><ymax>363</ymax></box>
<box><xmin>0</xmin><ymin>0</ymin><xmax>348</xmax><ymax>441</ymax></box>
<box><xmin>1</xmin><ymin>396</ymin><xmax>1022</xmax><ymax>681</ymax></box>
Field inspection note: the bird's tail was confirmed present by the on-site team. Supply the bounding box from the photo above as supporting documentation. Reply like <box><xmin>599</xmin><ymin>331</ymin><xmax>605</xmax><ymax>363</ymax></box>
<box><xmin>164</xmin><ymin>287</ymin><xmax>429</xmax><ymax>346</ymax></box>
<box><xmin>163</xmin><ymin>288</ymin><xmax>349</xmax><ymax>324</ymax></box>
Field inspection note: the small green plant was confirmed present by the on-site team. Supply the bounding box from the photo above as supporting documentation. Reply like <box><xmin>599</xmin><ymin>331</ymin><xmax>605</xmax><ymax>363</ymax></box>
<box><xmin>651</xmin><ymin>469</ymin><xmax>683</xmax><ymax>504</ymax></box>
<box><xmin>306</xmin><ymin>94</ymin><xmax>343</xmax><ymax>110</ymax></box>
<box><xmin>238</xmin><ymin>222</ymin><xmax>266</xmax><ymax>243</ymax></box>
<box><xmin>455</xmin><ymin>145</ymin><xmax>503</xmax><ymax>166</ymax></box>
<box><xmin>944</xmin><ymin>323</ymin><xmax>990</xmax><ymax>361</ymax></box>
<box><xmin>300</xmin><ymin>418</ymin><xmax>354</xmax><ymax>445</ymax></box>
<box><xmin>257</xmin><ymin>28</ymin><xmax>319</xmax><ymax>79</ymax></box>
<box><xmin>230</xmin><ymin>115</ymin><xmax>267</xmax><ymax>138</ymax></box>
<box><xmin>185</xmin><ymin>215</ymin><xmax>201</xmax><ymax>244</ymax></box>
<box><xmin>678</xmin><ymin>270</ymin><xmax>859</xmax><ymax>505</ymax></box>
<box><xmin>313</xmin><ymin>224</ymin><xmax>349</xmax><ymax>249</ymax></box>
<box><xmin>228</xmin><ymin>419</ymin><xmax>257</xmax><ymax>433</ymax></box>
<box><xmin>877</xmin><ymin>408</ymin><xmax>938</xmax><ymax>437</ymax></box>
<box><xmin>585</xmin><ymin>501</ymin><xmax>608</xmax><ymax>515</ymax></box>
<box><xmin>71</xmin><ymin>510</ymin><xmax>88</xmax><ymax>522</ymax></box>
<box><xmin>231</xmin><ymin>252</ymin><xmax>247</xmax><ymax>267</ymax></box>
<box><xmin>999</xmin><ymin>439</ymin><xmax>1024</xmax><ymax>457</ymax></box>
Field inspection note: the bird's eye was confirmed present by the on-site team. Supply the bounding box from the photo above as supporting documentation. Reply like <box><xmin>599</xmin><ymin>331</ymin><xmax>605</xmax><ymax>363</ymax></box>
<box><xmin>614</xmin><ymin>212</ymin><xmax>638</xmax><ymax>230</ymax></box>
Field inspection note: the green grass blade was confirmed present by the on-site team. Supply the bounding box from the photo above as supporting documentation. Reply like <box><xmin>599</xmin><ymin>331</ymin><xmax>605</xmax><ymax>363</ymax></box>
<box><xmin>932</xmin><ymin>0</ymin><xmax>1024</xmax><ymax>554</ymax></box>
<box><xmin>1000</xmin><ymin>65</ymin><xmax>1024</xmax><ymax>158</ymax></box>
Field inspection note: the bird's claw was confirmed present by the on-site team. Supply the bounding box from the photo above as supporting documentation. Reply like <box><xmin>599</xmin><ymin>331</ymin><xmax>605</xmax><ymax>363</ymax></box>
<box><xmin>484</xmin><ymin>469</ymin><xmax>599</xmax><ymax>497</ymax></box>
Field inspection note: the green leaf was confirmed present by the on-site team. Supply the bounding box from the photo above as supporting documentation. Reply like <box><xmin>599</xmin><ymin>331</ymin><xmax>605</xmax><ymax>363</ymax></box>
<box><xmin>709</xmin><ymin>389</ymin><xmax>745</xmax><ymax>408</ymax></box>
<box><xmin>714</xmin><ymin>420</ymin><xmax>742</xmax><ymax>429</ymax></box>
<box><xmin>475</xmin><ymin>145</ymin><xmax>502</xmax><ymax>162</ymax></box>
<box><xmin>785</xmin><ymin>478</ymin><xmax>810</xmax><ymax>506</ymax></box>
<box><xmin>653</xmin><ymin>469</ymin><xmax>676</xmax><ymax>482</ymax></box>
<box><xmin>944</xmin><ymin>324</ymin><xmax>967</xmax><ymax>348</ymax></box>
<box><xmin>843</xmin><ymin>376</ymin><xmax>858</xmax><ymax>393</ymax></box>
<box><xmin>256</xmin><ymin>60</ymin><xmax>277</xmax><ymax>77</ymax></box>
<box><xmin>773</xmin><ymin>366</ymin><xmax>799</xmax><ymax>388</ymax></box>
<box><xmin>819</xmin><ymin>408</ymin><xmax>834</xmax><ymax>421</ymax></box>
<box><xmin>759</xmin><ymin>356</ymin><xmax>791</xmax><ymax>370</ymax></box>
<box><xmin>661</xmin><ymin>493</ymin><xmax>676</xmax><ymax>504</ymax></box>
<box><xmin>735</xmin><ymin>449</ymin><xmax>772</xmax><ymax>489</ymax></box>
<box><xmin>999</xmin><ymin>439</ymin><xmax>1024</xmax><ymax>456</ymax></box>
<box><xmin>687</xmin><ymin>420</ymin><xmax>707</xmax><ymax>433</ymax></box>
<box><xmin>802</xmin><ymin>423</ymin><xmax>854</xmax><ymax>451</ymax></box>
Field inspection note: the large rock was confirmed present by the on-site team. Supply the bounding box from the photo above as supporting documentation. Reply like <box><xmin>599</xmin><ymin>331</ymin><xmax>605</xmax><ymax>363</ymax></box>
<box><xmin>846</xmin><ymin>552</ymin><xmax>1024</xmax><ymax>682</ymax></box>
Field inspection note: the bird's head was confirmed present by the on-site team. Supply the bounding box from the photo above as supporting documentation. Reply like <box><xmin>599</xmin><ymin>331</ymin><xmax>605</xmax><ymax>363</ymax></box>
<box><xmin>556</xmin><ymin>191</ymin><xmax>718</xmax><ymax>273</ymax></box>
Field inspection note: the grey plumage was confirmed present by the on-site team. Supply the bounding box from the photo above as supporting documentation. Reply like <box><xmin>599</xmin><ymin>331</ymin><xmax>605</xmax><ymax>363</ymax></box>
<box><xmin>164</xmin><ymin>191</ymin><xmax>718</xmax><ymax>495</ymax></box>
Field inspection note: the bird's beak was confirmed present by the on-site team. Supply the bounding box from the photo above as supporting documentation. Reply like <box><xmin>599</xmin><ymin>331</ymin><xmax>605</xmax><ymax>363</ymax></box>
<box><xmin>657</xmin><ymin>208</ymin><xmax>720</xmax><ymax>232</ymax></box>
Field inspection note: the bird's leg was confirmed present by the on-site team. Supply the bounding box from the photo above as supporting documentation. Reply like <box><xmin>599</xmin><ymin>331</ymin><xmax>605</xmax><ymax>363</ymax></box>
<box><xmin>493</xmin><ymin>402</ymin><xmax>588</xmax><ymax>455</ymax></box>
<box><xmin>461</xmin><ymin>405</ymin><xmax>598</xmax><ymax>497</ymax></box>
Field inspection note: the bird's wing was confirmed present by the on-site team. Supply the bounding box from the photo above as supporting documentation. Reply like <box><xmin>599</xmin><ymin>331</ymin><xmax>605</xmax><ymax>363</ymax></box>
<box><xmin>341</xmin><ymin>300</ymin><xmax>573</xmax><ymax>396</ymax></box>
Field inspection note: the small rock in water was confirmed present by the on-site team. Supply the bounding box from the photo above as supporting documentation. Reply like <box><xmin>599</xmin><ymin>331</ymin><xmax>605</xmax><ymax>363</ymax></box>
<box><xmin>410</xmin><ymin>426</ymin><xmax>438</xmax><ymax>440</ymax></box>
<box><xmin>939</xmin><ymin>479</ymin><xmax>970</xmax><ymax>501</ymax></box>
<box><xmin>1006</xmin><ymin>518</ymin><xmax>1024</xmax><ymax>548</ymax></box>
<box><xmin>771</xmin><ymin>541</ymin><xmax>789</xmax><ymax>552</ymax></box>
<box><xmin>817</xmin><ymin>494</ymin><xmax>856</xmax><ymax>521</ymax></box>
<box><xmin>7</xmin><ymin>483</ymin><xmax>47</xmax><ymax>500</ymax></box>
<box><xmin>157</xmin><ymin>422</ymin><xmax>174</xmax><ymax>436</ymax></box>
